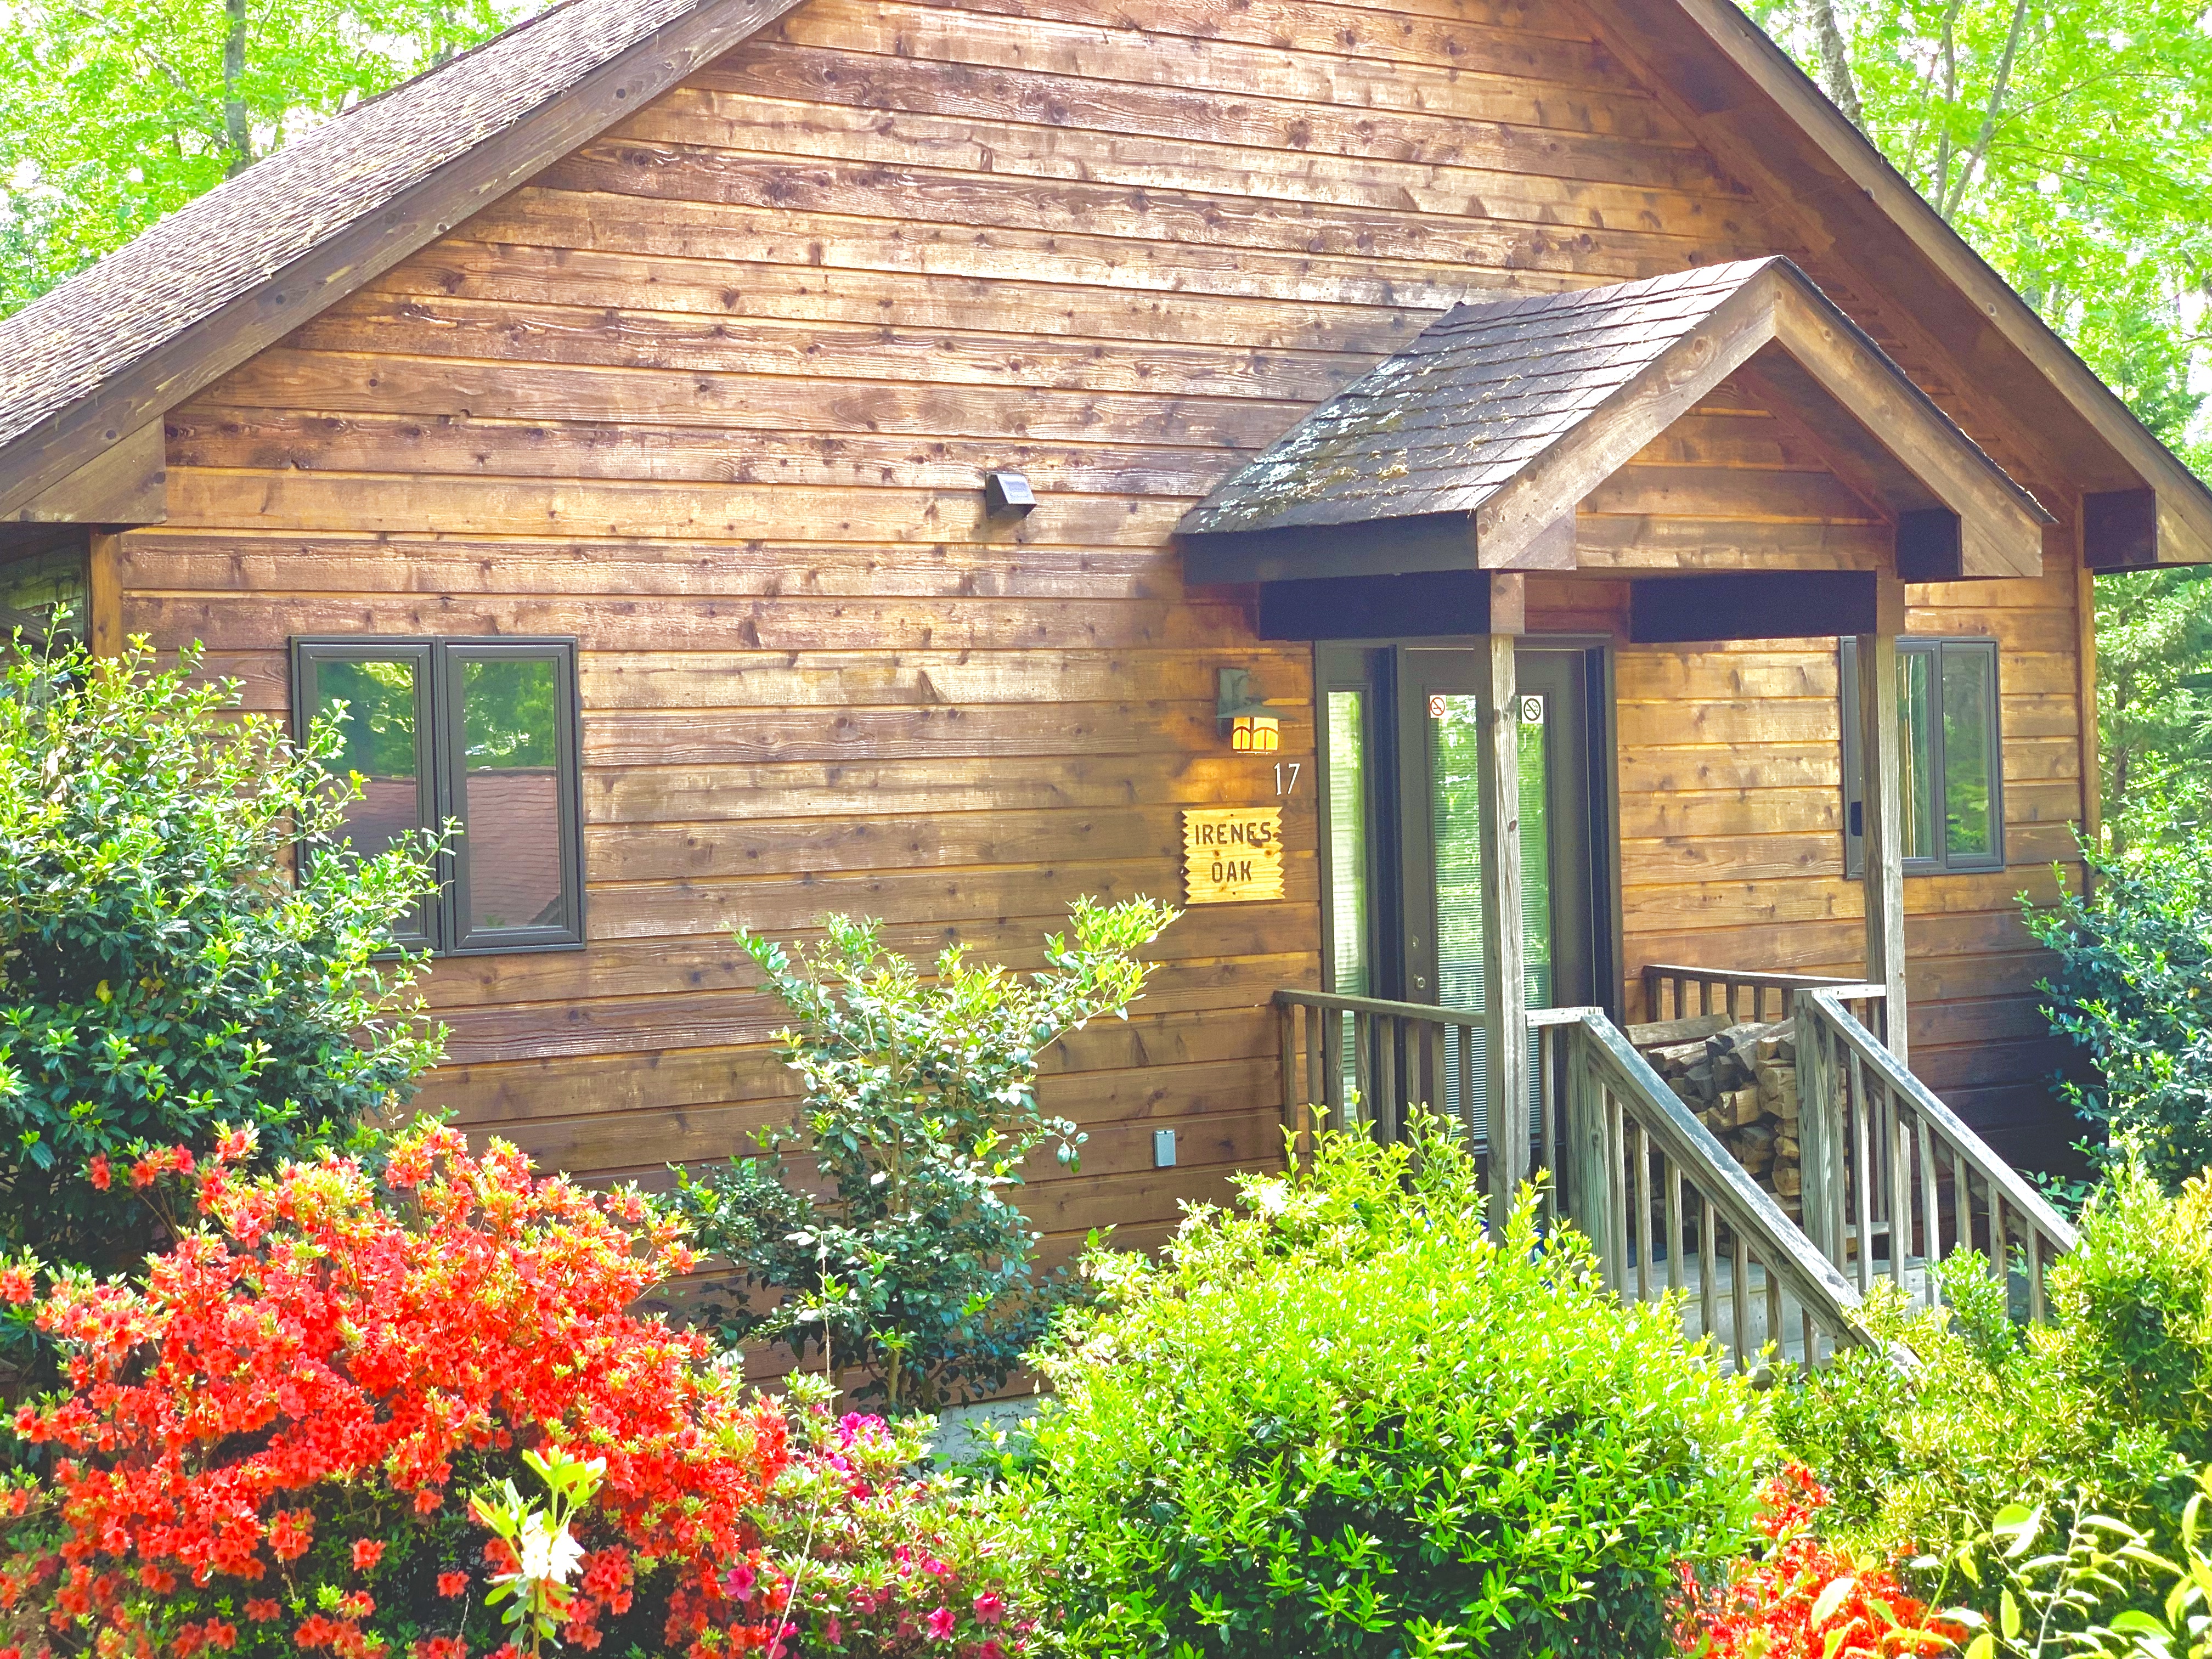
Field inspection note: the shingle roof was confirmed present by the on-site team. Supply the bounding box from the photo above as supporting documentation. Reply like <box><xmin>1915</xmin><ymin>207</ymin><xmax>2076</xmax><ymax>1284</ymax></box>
<box><xmin>1181</xmin><ymin>261</ymin><xmax>1793</xmax><ymax>539</ymax></box>
<box><xmin>0</xmin><ymin>0</ymin><xmax>728</xmax><ymax>456</ymax></box>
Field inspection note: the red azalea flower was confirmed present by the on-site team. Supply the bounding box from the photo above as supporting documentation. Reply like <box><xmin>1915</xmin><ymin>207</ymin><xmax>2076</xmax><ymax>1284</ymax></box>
<box><xmin>1675</xmin><ymin>1464</ymin><xmax>1965</xmax><ymax>1658</ymax></box>
<box><xmin>243</xmin><ymin>1600</ymin><xmax>280</xmax><ymax>1623</ymax></box>
<box><xmin>437</xmin><ymin>1571</ymin><xmax>469</xmax><ymax>1599</ymax></box>
<box><xmin>352</xmin><ymin>1539</ymin><xmax>385</xmax><ymax>1573</ymax></box>
<box><xmin>84</xmin><ymin>1155</ymin><xmax>109</xmax><ymax>1191</ymax></box>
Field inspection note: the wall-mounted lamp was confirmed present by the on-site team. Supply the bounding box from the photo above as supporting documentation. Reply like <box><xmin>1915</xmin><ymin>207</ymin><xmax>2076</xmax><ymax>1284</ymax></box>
<box><xmin>1217</xmin><ymin>667</ymin><xmax>1280</xmax><ymax>753</ymax></box>
<box><xmin>983</xmin><ymin>470</ymin><xmax>1037</xmax><ymax>521</ymax></box>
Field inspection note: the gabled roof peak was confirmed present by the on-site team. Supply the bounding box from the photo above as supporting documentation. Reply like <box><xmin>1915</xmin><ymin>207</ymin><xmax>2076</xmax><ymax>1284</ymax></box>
<box><xmin>1180</xmin><ymin>258</ymin><xmax>2051</xmax><ymax>583</ymax></box>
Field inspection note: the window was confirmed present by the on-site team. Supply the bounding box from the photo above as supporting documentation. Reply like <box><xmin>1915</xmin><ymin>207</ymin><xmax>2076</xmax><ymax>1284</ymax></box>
<box><xmin>0</xmin><ymin>535</ymin><xmax>89</xmax><ymax>648</ymax></box>
<box><xmin>1841</xmin><ymin>636</ymin><xmax>2003</xmax><ymax>876</ymax></box>
<box><xmin>291</xmin><ymin>637</ymin><xmax>584</xmax><ymax>953</ymax></box>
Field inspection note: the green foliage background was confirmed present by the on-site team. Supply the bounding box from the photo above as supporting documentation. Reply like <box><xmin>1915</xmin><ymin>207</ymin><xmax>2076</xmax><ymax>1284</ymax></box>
<box><xmin>1742</xmin><ymin>0</ymin><xmax>2212</xmax><ymax>838</ymax></box>
<box><xmin>0</xmin><ymin>0</ymin><xmax>533</xmax><ymax>317</ymax></box>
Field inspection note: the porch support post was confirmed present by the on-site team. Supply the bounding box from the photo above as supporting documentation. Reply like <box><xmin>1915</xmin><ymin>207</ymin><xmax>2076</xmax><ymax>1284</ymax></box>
<box><xmin>1478</xmin><ymin>577</ymin><xmax>1530</xmax><ymax>1206</ymax></box>
<box><xmin>1855</xmin><ymin>575</ymin><xmax>1909</xmax><ymax>1059</ymax></box>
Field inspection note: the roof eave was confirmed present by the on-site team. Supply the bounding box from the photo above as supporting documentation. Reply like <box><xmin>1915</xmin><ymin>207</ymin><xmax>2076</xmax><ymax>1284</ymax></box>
<box><xmin>1596</xmin><ymin>0</ymin><xmax>2212</xmax><ymax>567</ymax></box>
<box><xmin>0</xmin><ymin>0</ymin><xmax>807</xmax><ymax>524</ymax></box>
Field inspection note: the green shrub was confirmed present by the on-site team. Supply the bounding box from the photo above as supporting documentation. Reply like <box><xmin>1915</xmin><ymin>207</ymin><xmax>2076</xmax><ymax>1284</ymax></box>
<box><xmin>2024</xmin><ymin>820</ymin><xmax>2212</xmax><ymax>1190</ymax></box>
<box><xmin>1771</xmin><ymin>1255</ymin><xmax>2176</xmax><ymax>1560</ymax></box>
<box><xmin>2048</xmin><ymin>1167</ymin><xmax>2212</xmax><ymax>1463</ymax></box>
<box><xmin>674</xmin><ymin>898</ymin><xmax>1177</xmax><ymax>1414</ymax></box>
<box><xmin>1002</xmin><ymin>1114</ymin><xmax>1774</xmax><ymax>1658</ymax></box>
<box><xmin>1773</xmin><ymin>1168</ymin><xmax>2212</xmax><ymax>1564</ymax></box>
<box><xmin>0</xmin><ymin>636</ymin><xmax>441</xmax><ymax>1294</ymax></box>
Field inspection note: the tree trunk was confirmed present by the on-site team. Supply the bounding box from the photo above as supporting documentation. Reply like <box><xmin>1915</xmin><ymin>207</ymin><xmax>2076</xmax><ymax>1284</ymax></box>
<box><xmin>1940</xmin><ymin>0</ymin><xmax>2033</xmax><ymax>221</ymax></box>
<box><xmin>1809</xmin><ymin>0</ymin><xmax>1864</xmax><ymax>129</ymax></box>
<box><xmin>222</xmin><ymin>0</ymin><xmax>251</xmax><ymax>176</ymax></box>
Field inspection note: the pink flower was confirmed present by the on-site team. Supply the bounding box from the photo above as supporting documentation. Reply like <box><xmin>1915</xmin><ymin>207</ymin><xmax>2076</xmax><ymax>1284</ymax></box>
<box><xmin>724</xmin><ymin>1562</ymin><xmax>757</xmax><ymax>1600</ymax></box>
<box><xmin>973</xmin><ymin>1591</ymin><xmax>1005</xmax><ymax>1626</ymax></box>
<box><xmin>926</xmin><ymin>1606</ymin><xmax>956</xmax><ymax>1643</ymax></box>
<box><xmin>822</xmin><ymin>1616</ymin><xmax>842</xmax><ymax>1646</ymax></box>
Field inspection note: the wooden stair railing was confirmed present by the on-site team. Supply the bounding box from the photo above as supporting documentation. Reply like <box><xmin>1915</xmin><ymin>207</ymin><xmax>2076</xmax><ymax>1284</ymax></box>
<box><xmin>1792</xmin><ymin>984</ymin><xmax>2078</xmax><ymax>1320</ymax></box>
<box><xmin>1534</xmin><ymin>1007</ymin><xmax>1876</xmax><ymax>1372</ymax></box>
<box><xmin>1274</xmin><ymin>987</ymin><xmax>1875</xmax><ymax>1370</ymax></box>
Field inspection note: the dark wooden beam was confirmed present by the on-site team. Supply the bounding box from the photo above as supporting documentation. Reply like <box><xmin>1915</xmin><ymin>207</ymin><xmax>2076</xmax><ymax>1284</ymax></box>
<box><xmin>1628</xmin><ymin>571</ymin><xmax>1880</xmax><ymax>643</ymax></box>
<box><xmin>1895</xmin><ymin>509</ymin><xmax>1963</xmax><ymax>583</ymax></box>
<box><xmin>2083</xmin><ymin>489</ymin><xmax>2160</xmax><ymax>570</ymax></box>
<box><xmin>1183</xmin><ymin>513</ymin><xmax>1477</xmax><ymax>587</ymax></box>
<box><xmin>1255</xmin><ymin>569</ymin><xmax>1506</xmax><ymax>640</ymax></box>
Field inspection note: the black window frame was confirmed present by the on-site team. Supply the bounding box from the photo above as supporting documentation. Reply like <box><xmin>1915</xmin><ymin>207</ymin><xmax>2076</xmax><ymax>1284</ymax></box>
<box><xmin>1841</xmin><ymin>635</ymin><xmax>2004</xmax><ymax>877</ymax></box>
<box><xmin>291</xmin><ymin>636</ymin><xmax>585</xmax><ymax>956</ymax></box>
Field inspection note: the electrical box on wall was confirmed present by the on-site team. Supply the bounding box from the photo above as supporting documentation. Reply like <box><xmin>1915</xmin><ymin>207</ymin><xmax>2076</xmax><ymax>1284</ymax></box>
<box><xmin>1153</xmin><ymin>1128</ymin><xmax>1177</xmax><ymax>1169</ymax></box>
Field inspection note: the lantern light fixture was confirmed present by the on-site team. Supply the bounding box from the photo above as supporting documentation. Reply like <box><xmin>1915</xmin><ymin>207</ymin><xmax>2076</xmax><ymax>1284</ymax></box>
<box><xmin>983</xmin><ymin>470</ymin><xmax>1037</xmax><ymax>520</ymax></box>
<box><xmin>1217</xmin><ymin>667</ymin><xmax>1280</xmax><ymax>753</ymax></box>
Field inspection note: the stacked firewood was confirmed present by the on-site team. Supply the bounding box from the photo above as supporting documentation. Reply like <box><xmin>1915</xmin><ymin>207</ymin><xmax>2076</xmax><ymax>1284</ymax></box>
<box><xmin>1629</xmin><ymin>1013</ymin><xmax>1803</xmax><ymax>1217</ymax></box>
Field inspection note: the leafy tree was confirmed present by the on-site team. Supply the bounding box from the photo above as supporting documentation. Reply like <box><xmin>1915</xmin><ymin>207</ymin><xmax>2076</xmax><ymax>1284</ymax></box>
<box><xmin>2023</xmin><ymin>820</ymin><xmax>2212</xmax><ymax>1189</ymax></box>
<box><xmin>2097</xmin><ymin>571</ymin><xmax>2212</xmax><ymax>843</ymax></box>
<box><xmin>1743</xmin><ymin>1</ymin><xmax>2212</xmax><ymax>839</ymax></box>
<box><xmin>0</xmin><ymin>0</ymin><xmax>532</xmax><ymax>315</ymax></box>
<box><xmin>1743</xmin><ymin>0</ymin><xmax>2212</xmax><ymax>411</ymax></box>
<box><xmin>674</xmin><ymin>899</ymin><xmax>1178</xmax><ymax>1415</ymax></box>
<box><xmin>0</xmin><ymin>634</ymin><xmax>443</xmax><ymax>1302</ymax></box>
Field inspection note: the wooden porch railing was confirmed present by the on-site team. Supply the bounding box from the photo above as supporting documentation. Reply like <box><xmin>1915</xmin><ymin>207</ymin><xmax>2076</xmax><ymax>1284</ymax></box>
<box><xmin>1534</xmin><ymin>1006</ymin><xmax>1875</xmax><ymax>1372</ymax></box>
<box><xmin>1642</xmin><ymin>962</ymin><xmax>1886</xmax><ymax>1040</ymax></box>
<box><xmin>1792</xmin><ymin>984</ymin><xmax>2078</xmax><ymax>1319</ymax></box>
<box><xmin>1273</xmin><ymin>986</ymin><xmax>1875</xmax><ymax>1369</ymax></box>
<box><xmin>1273</xmin><ymin>988</ymin><xmax>1498</xmax><ymax>1169</ymax></box>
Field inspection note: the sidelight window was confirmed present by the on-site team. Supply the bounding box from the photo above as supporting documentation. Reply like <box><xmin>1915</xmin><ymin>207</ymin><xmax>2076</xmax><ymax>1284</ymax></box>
<box><xmin>1841</xmin><ymin>636</ymin><xmax>2003</xmax><ymax>876</ymax></box>
<box><xmin>291</xmin><ymin>637</ymin><xmax>584</xmax><ymax>953</ymax></box>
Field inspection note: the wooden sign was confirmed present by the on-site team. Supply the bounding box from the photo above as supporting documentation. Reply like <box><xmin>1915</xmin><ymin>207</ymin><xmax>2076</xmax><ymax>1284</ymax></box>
<box><xmin>1182</xmin><ymin>807</ymin><xmax>1285</xmax><ymax>904</ymax></box>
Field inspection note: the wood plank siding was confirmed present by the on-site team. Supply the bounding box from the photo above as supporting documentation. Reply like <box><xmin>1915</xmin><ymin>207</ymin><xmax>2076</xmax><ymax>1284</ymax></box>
<box><xmin>123</xmin><ymin>0</ymin><xmax>2093</xmax><ymax>1243</ymax></box>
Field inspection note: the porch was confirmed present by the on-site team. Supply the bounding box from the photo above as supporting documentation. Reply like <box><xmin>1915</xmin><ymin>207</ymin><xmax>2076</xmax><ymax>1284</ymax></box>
<box><xmin>1272</xmin><ymin>970</ymin><xmax>2074</xmax><ymax>1373</ymax></box>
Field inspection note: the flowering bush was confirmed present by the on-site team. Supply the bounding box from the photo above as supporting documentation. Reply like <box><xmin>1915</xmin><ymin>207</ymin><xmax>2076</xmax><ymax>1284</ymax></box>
<box><xmin>1677</xmin><ymin>1464</ymin><xmax>1965</xmax><ymax>1658</ymax></box>
<box><xmin>753</xmin><ymin>1403</ymin><xmax>1045</xmax><ymax>1659</ymax></box>
<box><xmin>0</xmin><ymin>1123</ymin><xmax>812</xmax><ymax>1658</ymax></box>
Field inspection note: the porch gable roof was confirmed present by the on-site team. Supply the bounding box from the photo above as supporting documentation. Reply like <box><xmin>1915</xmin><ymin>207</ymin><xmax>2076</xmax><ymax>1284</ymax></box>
<box><xmin>1176</xmin><ymin>257</ymin><xmax>2053</xmax><ymax>586</ymax></box>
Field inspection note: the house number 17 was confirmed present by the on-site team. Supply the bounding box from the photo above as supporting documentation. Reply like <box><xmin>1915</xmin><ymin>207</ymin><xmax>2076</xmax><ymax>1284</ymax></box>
<box><xmin>1274</xmin><ymin>762</ymin><xmax>1301</xmax><ymax>795</ymax></box>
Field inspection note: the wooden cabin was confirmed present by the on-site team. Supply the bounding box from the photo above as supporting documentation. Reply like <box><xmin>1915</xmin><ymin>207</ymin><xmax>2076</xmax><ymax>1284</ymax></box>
<box><xmin>0</xmin><ymin>0</ymin><xmax>2206</xmax><ymax>1272</ymax></box>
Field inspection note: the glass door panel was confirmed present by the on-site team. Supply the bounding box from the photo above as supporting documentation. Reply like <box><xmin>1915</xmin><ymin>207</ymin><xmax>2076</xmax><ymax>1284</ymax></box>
<box><xmin>1426</xmin><ymin>686</ymin><xmax>1504</xmax><ymax>1135</ymax></box>
<box><xmin>1310</xmin><ymin>644</ymin><xmax>1596</xmax><ymax>1149</ymax></box>
<box><xmin>1325</xmin><ymin>689</ymin><xmax>1372</xmax><ymax>1001</ymax></box>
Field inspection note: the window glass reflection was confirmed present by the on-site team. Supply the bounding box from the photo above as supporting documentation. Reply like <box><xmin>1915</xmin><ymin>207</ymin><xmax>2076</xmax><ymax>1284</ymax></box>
<box><xmin>315</xmin><ymin>657</ymin><xmax>421</xmax><ymax>859</ymax></box>
<box><xmin>460</xmin><ymin>657</ymin><xmax>565</xmax><ymax>933</ymax></box>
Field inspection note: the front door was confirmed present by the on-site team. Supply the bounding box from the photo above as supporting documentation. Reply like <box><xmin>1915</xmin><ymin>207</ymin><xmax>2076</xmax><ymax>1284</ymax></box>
<box><xmin>1318</xmin><ymin>642</ymin><xmax>1610</xmax><ymax>1141</ymax></box>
